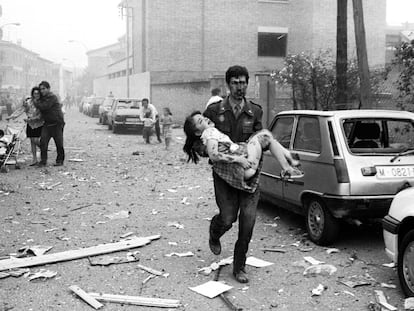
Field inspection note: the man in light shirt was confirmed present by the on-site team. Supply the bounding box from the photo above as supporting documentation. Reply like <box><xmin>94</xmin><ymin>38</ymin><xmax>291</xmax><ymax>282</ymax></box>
<box><xmin>140</xmin><ymin>98</ymin><xmax>162</xmax><ymax>143</ymax></box>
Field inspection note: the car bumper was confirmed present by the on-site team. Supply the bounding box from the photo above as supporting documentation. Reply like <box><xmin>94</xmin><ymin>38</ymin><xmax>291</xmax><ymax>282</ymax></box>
<box><xmin>382</xmin><ymin>215</ymin><xmax>400</xmax><ymax>262</ymax></box>
<box><xmin>321</xmin><ymin>194</ymin><xmax>394</xmax><ymax>218</ymax></box>
<box><xmin>114</xmin><ymin>121</ymin><xmax>144</xmax><ymax>128</ymax></box>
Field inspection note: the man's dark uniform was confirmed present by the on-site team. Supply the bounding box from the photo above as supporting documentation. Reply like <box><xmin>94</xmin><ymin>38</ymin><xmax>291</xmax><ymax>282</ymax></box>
<box><xmin>203</xmin><ymin>96</ymin><xmax>263</xmax><ymax>276</ymax></box>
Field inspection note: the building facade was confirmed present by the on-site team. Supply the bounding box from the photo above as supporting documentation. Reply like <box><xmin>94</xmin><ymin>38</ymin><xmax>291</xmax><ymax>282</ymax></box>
<box><xmin>110</xmin><ymin>0</ymin><xmax>387</xmax><ymax>123</ymax></box>
<box><xmin>0</xmin><ymin>40</ymin><xmax>69</xmax><ymax>100</ymax></box>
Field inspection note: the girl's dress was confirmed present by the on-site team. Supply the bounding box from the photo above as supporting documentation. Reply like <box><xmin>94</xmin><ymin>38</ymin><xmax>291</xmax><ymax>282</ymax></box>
<box><xmin>200</xmin><ymin>127</ymin><xmax>262</xmax><ymax>193</ymax></box>
<box><xmin>8</xmin><ymin>99</ymin><xmax>44</xmax><ymax>137</ymax></box>
<box><xmin>161</xmin><ymin>115</ymin><xmax>173</xmax><ymax>140</ymax></box>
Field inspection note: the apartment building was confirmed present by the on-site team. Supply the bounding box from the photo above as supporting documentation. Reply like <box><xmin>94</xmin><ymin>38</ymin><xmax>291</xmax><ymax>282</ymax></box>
<box><xmin>111</xmin><ymin>0</ymin><xmax>387</xmax><ymax>122</ymax></box>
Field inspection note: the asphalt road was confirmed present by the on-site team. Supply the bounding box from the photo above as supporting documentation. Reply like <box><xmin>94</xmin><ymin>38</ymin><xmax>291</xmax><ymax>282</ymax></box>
<box><xmin>0</xmin><ymin>108</ymin><xmax>407</xmax><ymax>310</ymax></box>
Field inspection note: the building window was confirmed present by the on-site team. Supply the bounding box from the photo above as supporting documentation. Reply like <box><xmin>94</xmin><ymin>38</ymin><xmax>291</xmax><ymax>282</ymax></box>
<box><xmin>258</xmin><ymin>26</ymin><xmax>288</xmax><ymax>57</ymax></box>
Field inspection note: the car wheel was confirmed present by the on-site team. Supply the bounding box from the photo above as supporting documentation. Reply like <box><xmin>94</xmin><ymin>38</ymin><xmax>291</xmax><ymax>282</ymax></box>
<box><xmin>108</xmin><ymin>122</ymin><xmax>113</xmax><ymax>130</ymax></box>
<box><xmin>305</xmin><ymin>197</ymin><xmax>339</xmax><ymax>246</ymax></box>
<box><xmin>398</xmin><ymin>229</ymin><xmax>414</xmax><ymax>297</ymax></box>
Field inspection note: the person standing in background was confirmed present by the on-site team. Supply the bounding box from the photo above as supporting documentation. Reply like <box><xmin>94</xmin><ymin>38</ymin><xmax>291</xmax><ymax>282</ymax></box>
<box><xmin>141</xmin><ymin>98</ymin><xmax>162</xmax><ymax>143</ymax></box>
<box><xmin>205</xmin><ymin>88</ymin><xmax>223</xmax><ymax>109</ymax></box>
<box><xmin>35</xmin><ymin>81</ymin><xmax>65</xmax><ymax>167</ymax></box>
<box><xmin>161</xmin><ymin>107</ymin><xmax>173</xmax><ymax>150</ymax></box>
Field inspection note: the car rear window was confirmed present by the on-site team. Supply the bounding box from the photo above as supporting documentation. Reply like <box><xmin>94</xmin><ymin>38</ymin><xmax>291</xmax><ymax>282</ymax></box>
<box><xmin>343</xmin><ymin>118</ymin><xmax>414</xmax><ymax>154</ymax></box>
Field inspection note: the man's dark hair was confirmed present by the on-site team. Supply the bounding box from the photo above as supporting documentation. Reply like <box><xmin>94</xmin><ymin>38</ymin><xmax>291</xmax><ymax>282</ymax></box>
<box><xmin>211</xmin><ymin>88</ymin><xmax>221</xmax><ymax>96</ymax></box>
<box><xmin>39</xmin><ymin>81</ymin><xmax>50</xmax><ymax>89</ymax></box>
<box><xmin>225</xmin><ymin>65</ymin><xmax>249</xmax><ymax>85</ymax></box>
<box><xmin>142</xmin><ymin>98</ymin><xmax>149</xmax><ymax>104</ymax></box>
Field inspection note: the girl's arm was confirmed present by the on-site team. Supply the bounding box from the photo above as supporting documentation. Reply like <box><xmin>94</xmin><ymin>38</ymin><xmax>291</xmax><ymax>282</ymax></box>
<box><xmin>6</xmin><ymin>105</ymin><xmax>25</xmax><ymax>120</ymax></box>
<box><xmin>206</xmin><ymin>139</ymin><xmax>250</xmax><ymax>168</ymax></box>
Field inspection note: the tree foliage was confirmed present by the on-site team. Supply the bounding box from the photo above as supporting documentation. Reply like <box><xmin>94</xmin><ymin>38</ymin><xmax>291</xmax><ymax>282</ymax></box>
<box><xmin>394</xmin><ymin>40</ymin><xmax>414</xmax><ymax>111</ymax></box>
<box><xmin>273</xmin><ymin>50</ymin><xmax>386</xmax><ymax>110</ymax></box>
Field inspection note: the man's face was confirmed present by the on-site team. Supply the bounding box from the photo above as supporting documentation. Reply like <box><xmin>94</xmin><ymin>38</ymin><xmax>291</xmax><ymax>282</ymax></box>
<box><xmin>228</xmin><ymin>76</ymin><xmax>248</xmax><ymax>100</ymax></box>
<box><xmin>142</xmin><ymin>101</ymin><xmax>148</xmax><ymax>109</ymax></box>
<box><xmin>40</xmin><ymin>86</ymin><xmax>50</xmax><ymax>97</ymax></box>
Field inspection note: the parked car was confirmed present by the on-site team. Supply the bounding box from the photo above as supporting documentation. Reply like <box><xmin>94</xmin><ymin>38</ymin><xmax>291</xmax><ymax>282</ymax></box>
<box><xmin>89</xmin><ymin>97</ymin><xmax>105</xmax><ymax>118</ymax></box>
<box><xmin>107</xmin><ymin>98</ymin><xmax>143</xmax><ymax>134</ymax></box>
<box><xmin>99</xmin><ymin>97</ymin><xmax>115</xmax><ymax>125</ymax></box>
<box><xmin>260</xmin><ymin>109</ymin><xmax>414</xmax><ymax>245</ymax></box>
<box><xmin>383</xmin><ymin>186</ymin><xmax>414</xmax><ymax>297</ymax></box>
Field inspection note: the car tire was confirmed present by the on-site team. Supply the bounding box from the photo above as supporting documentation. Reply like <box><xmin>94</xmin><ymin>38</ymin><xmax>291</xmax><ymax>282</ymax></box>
<box><xmin>305</xmin><ymin>197</ymin><xmax>339</xmax><ymax>246</ymax></box>
<box><xmin>108</xmin><ymin>122</ymin><xmax>113</xmax><ymax>130</ymax></box>
<box><xmin>398</xmin><ymin>229</ymin><xmax>414</xmax><ymax>297</ymax></box>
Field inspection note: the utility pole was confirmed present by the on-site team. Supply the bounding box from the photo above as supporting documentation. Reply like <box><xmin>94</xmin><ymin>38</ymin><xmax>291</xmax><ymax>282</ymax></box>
<box><xmin>336</xmin><ymin>0</ymin><xmax>348</xmax><ymax>110</ymax></box>
<box><xmin>352</xmin><ymin>0</ymin><xmax>371</xmax><ymax>108</ymax></box>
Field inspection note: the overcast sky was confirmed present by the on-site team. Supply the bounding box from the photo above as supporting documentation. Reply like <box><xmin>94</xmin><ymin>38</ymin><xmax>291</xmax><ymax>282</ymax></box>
<box><xmin>0</xmin><ymin>0</ymin><xmax>413</xmax><ymax>68</ymax></box>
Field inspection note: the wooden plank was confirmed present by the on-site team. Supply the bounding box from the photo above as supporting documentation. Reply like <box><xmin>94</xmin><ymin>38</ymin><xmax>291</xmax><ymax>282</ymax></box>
<box><xmin>0</xmin><ymin>235</ymin><xmax>160</xmax><ymax>271</ymax></box>
<box><xmin>88</xmin><ymin>292</ymin><xmax>181</xmax><ymax>308</ymax></box>
<box><xmin>69</xmin><ymin>285</ymin><xmax>103</xmax><ymax>310</ymax></box>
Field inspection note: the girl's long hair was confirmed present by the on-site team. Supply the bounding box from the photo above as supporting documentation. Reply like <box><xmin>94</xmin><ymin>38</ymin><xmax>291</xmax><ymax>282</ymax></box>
<box><xmin>183</xmin><ymin>111</ymin><xmax>206</xmax><ymax>164</ymax></box>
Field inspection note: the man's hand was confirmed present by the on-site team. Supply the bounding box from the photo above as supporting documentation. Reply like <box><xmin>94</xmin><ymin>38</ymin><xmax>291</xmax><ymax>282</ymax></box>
<box><xmin>238</xmin><ymin>157</ymin><xmax>251</xmax><ymax>169</ymax></box>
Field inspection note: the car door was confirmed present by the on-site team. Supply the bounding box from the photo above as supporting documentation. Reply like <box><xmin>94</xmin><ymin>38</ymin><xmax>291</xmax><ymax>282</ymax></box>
<box><xmin>283</xmin><ymin>116</ymin><xmax>322</xmax><ymax>206</ymax></box>
<box><xmin>108</xmin><ymin>100</ymin><xmax>118</xmax><ymax>124</ymax></box>
<box><xmin>261</xmin><ymin>115</ymin><xmax>295</xmax><ymax>202</ymax></box>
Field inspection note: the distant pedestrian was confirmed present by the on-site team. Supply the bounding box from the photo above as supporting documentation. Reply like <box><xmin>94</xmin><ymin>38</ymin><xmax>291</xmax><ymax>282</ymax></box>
<box><xmin>141</xmin><ymin>98</ymin><xmax>162</xmax><ymax>143</ymax></box>
<box><xmin>34</xmin><ymin>81</ymin><xmax>65</xmax><ymax>167</ymax></box>
<box><xmin>5</xmin><ymin>94</ymin><xmax>13</xmax><ymax>116</ymax></box>
<box><xmin>205</xmin><ymin>88</ymin><xmax>223</xmax><ymax>109</ymax></box>
<box><xmin>6</xmin><ymin>87</ymin><xmax>44</xmax><ymax>165</ymax></box>
<box><xmin>161</xmin><ymin>107</ymin><xmax>173</xmax><ymax>150</ymax></box>
<box><xmin>142</xmin><ymin>111</ymin><xmax>154</xmax><ymax>144</ymax></box>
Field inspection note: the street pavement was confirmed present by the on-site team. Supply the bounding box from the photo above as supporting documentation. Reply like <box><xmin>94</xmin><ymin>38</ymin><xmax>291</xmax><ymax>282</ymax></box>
<box><xmin>0</xmin><ymin>108</ymin><xmax>407</xmax><ymax>310</ymax></box>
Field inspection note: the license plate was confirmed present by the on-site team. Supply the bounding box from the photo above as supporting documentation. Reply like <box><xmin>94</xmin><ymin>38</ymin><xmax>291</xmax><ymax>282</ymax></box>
<box><xmin>376</xmin><ymin>166</ymin><xmax>414</xmax><ymax>179</ymax></box>
<box><xmin>126</xmin><ymin>118</ymin><xmax>139</xmax><ymax>122</ymax></box>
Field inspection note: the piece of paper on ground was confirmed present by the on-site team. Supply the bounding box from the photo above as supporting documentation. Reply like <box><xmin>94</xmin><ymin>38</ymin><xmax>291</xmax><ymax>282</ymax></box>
<box><xmin>189</xmin><ymin>280</ymin><xmax>233</xmax><ymax>299</ymax></box>
<box><xmin>246</xmin><ymin>256</ymin><xmax>274</xmax><ymax>268</ymax></box>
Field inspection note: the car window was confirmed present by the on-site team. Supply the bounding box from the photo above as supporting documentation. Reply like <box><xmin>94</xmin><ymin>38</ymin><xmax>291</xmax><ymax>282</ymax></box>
<box><xmin>271</xmin><ymin>116</ymin><xmax>294</xmax><ymax>148</ymax></box>
<box><xmin>117</xmin><ymin>100</ymin><xmax>141</xmax><ymax>109</ymax></box>
<box><xmin>344</xmin><ymin>118</ymin><xmax>414</xmax><ymax>153</ymax></box>
<box><xmin>293</xmin><ymin>117</ymin><xmax>321</xmax><ymax>153</ymax></box>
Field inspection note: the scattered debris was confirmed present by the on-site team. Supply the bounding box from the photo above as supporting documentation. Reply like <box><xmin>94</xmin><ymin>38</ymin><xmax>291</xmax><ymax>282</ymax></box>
<box><xmin>180</xmin><ymin>197</ymin><xmax>190</xmax><ymax>205</ymax></box>
<box><xmin>104</xmin><ymin>210</ymin><xmax>130</xmax><ymax>220</ymax></box>
<box><xmin>304</xmin><ymin>264</ymin><xmax>337</xmax><ymax>276</ymax></box>
<box><xmin>380</xmin><ymin>283</ymin><xmax>397</xmax><ymax>289</ymax></box>
<box><xmin>263</xmin><ymin>223</ymin><xmax>278</xmax><ymax>228</ymax></box>
<box><xmin>198</xmin><ymin>256</ymin><xmax>233</xmax><ymax>276</ymax></box>
<box><xmin>260</xmin><ymin>247</ymin><xmax>286</xmax><ymax>253</ymax></box>
<box><xmin>87</xmin><ymin>292</ymin><xmax>181</xmax><ymax>308</ymax></box>
<box><xmin>0</xmin><ymin>268</ymin><xmax>30</xmax><ymax>279</ymax></box>
<box><xmin>311</xmin><ymin>284</ymin><xmax>326</xmax><ymax>296</ymax></box>
<box><xmin>340</xmin><ymin>280</ymin><xmax>371</xmax><ymax>288</ymax></box>
<box><xmin>298</xmin><ymin>247</ymin><xmax>314</xmax><ymax>252</ymax></box>
<box><xmin>0</xmin><ymin>235</ymin><xmax>160</xmax><ymax>271</ymax></box>
<box><xmin>120</xmin><ymin>232</ymin><xmax>134</xmax><ymax>238</ymax></box>
<box><xmin>167</xmin><ymin>222</ymin><xmax>184</xmax><ymax>229</ymax></box>
<box><xmin>137</xmin><ymin>264</ymin><xmax>169</xmax><ymax>278</ymax></box>
<box><xmin>70</xmin><ymin>285</ymin><xmax>103</xmax><ymax>310</ymax></box>
<box><xmin>166</xmin><ymin>189</ymin><xmax>178</xmax><ymax>193</ymax></box>
<box><xmin>326</xmin><ymin>248</ymin><xmax>340</xmax><ymax>254</ymax></box>
<box><xmin>44</xmin><ymin>228</ymin><xmax>59</xmax><ymax>233</ymax></box>
<box><xmin>68</xmin><ymin>158</ymin><xmax>84</xmax><ymax>162</ymax></box>
<box><xmin>374</xmin><ymin>290</ymin><xmax>397</xmax><ymax>311</ymax></box>
<box><xmin>343</xmin><ymin>290</ymin><xmax>355</xmax><ymax>297</ymax></box>
<box><xmin>132</xmin><ymin>151</ymin><xmax>144</xmax><ymax>156</ymax></box>
<box><xmin>165</xmin><ymin>251</ymin><xmax>194</xmax><ymax>257</ymax></box>
<box><xmin>18</xmin><ymin>245</ymin><xmax>53</xmax><ymax>257</ymax></box>
<box><xmin>189</xmin><ymin>280</ymin><xmax>233</xmax><ymax>299</ymax></box>
<box><xmin>404</xmin><ymin>297</ymin><xmax>414</xmax><ymax>310</ymax></box>
<box><xmin>88</xmin><ymin>251</ymin><xmax>140</xmax><ymax>266</ymax></box>
<box><xmin>246</xmin><ymin>256</ymin><xmax>274</xmax><ymax>268</ymax></box>
<box><xmin>38</xmin><ymin>182</ymin><xmax>62</xmax><ymax>190</ymax></box>
<box><xmin>28</xmin><ymin>269</ymin><xmax>57</xmax><ymax>281</ymax></box>
<box><xmin>304</xmin><ymin>256</ymin><xmax>325</xmax><ymax>265</ymax></box>
<box><xmin>382</xmin><ymin>262</ymin><xmax>396</xmax><ymax>268</ymax></box>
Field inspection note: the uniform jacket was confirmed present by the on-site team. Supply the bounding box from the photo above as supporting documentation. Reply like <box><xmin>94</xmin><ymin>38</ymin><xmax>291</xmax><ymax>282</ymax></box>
<box><xmin>203</xmin><ymin>96</ymin><xmax>263</xmax><ymax>143</ymax></box>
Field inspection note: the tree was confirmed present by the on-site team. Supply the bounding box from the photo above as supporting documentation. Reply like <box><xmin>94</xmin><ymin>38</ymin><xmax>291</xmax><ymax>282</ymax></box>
<box><xmin>336</xmin><ymin>0</ymin><xmax>348</xmax><ymax>109</ymax></box>
<box><xmin>394</xmin><ymin>40</ymin><xmax>414</xmax><ymax>111</ymax></box>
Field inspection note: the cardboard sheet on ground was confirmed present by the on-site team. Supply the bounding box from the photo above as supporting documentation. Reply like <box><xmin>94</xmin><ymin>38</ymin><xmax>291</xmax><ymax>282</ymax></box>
<box><xmin>245</xmin><ymin>256</ymin><xmax>274</xmax><ymax>268</ymax></box>
<box><xmin>189</xmin><ymin>281</ymin><xmax>233</xmax><ymax>298</ymax></box>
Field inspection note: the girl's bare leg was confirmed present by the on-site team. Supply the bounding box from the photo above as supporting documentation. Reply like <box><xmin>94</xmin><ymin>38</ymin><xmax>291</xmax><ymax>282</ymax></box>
<box><xmin>30</xmin><ymin>138</ymin><xmax>38</xmax><ymax>164</ymax></box>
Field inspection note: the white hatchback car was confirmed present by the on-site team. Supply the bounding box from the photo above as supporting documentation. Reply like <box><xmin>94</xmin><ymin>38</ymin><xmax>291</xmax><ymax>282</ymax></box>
<box><xmin>383</xmin><ymin>187</ymin><xmax>414</xmax><ymax>297</ymax></box>
<box><xmin>260</xmin><ymin>109</ymin><xmax>414</xmax><ymax>245</ymax></box>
